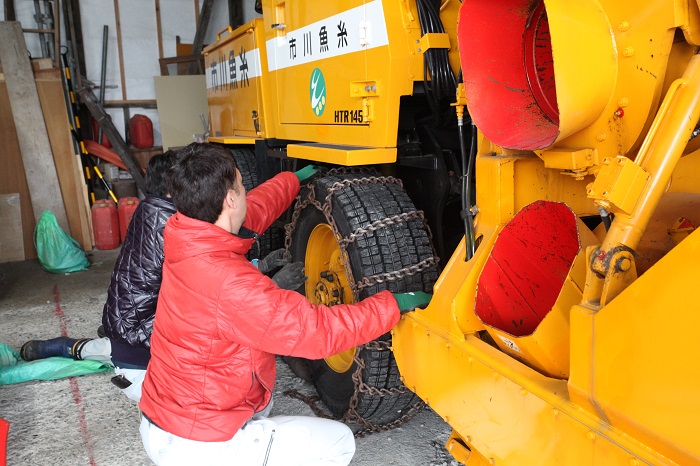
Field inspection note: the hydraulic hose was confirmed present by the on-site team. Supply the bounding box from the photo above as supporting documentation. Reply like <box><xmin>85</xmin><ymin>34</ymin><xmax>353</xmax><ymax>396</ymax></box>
<box><xmin>458</xmin><ymin>116</ymin><xmax>477</xmax><ymax>261</ymax></box>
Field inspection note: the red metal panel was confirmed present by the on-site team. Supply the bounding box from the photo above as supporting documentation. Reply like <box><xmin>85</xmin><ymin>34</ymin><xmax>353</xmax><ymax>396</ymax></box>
<box><xmin>458</xmin><ymin>0</ymin><xmax>560</xmax><ymax>150</ymax></box>
<box><xmin>475</xmin><ymin>201</ymin><xmax>579</xmax><ymax>336</ymax></box>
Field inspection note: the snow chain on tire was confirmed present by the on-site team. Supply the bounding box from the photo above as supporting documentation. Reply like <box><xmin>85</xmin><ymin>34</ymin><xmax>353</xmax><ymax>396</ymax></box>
<box><xmin>284</xmin><ymin>168</ymin><xmax>438</xmax><ymax>436</ymax></box>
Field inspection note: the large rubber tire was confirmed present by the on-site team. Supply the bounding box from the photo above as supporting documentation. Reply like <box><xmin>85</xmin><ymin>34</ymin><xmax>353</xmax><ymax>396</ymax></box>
<box><xmin>229</xmin><ymin>148</ymin><xmax>285</xmax><ymax>261</ymax></box>
<box><xmin>289</xmin><ymin>171</ymin><xmax>438</xmax><ymax>425</ymax></box>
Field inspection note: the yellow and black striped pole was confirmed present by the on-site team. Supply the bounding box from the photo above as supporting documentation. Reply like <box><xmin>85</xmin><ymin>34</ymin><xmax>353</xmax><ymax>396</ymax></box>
<box><xmin>61</xmin><ymin>51</ymin><xmax>117</xmax><ymax>204</ymax></box>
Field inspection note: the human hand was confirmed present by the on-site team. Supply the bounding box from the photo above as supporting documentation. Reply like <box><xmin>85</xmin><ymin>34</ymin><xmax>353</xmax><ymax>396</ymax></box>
<box><xmin>257</xmin><ymin>248</ymin><xmax>289</xmax><ymax>273</ymax></box>
<box><xmin>272</xmin><ymin>262</ymin><xmax>308</xmax><ymax>290</ymax></box>
<box><xmin>392</xmin><ymin>291</ymin><xmax>432</xmax><ymax>314</ymax></box>
<box><xmin>294</xmin><ymin>165</ymin><xmax>320</xmax><ymax>184</ymax></box>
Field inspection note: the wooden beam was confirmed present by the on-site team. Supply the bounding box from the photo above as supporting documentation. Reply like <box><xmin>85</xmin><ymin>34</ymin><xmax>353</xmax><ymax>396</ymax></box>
<box><xmin>35</xmin><ymin>67</ymin><xmax>93</xmax><ymax>251</ymax></box>
<box><xmin>155</xmin><ymin>0</ymin><xmax>164</xmax><ymax>59</ymax></box>
<box><xmin>4</xmin><ymin>0</ymin><xmax>16</xmax><ymax>21</ymax></box>
<box><xmin>0</xmin><ymin>81</ymin><xmax>36</xmax><ymax>259</ymax></box>
<box><xmin>53</xmin><ymin>0</ymin><xmax>59</xmax><ymax>67</ymax></box>
<box><xmin>191</xmin><ymin>0</ymin><xmax>214</xmax><ymax>57</ymax></box>
<box><xmin>78</xmin><ymin>87</ymin><xmax>147</xmax><ymax>193</ymax></box>
<box><xmin>159</xmin><ymin>54</ymin><xmax>204</xmax><ymax>76</ymax></box>
<box><xmin>21</xmin><ymin>28</ymin><xmax>55</xmax><ymax>33</ymax></box>
<box><xmin>104</xmin><ymin>99</ymin><xmax>158</xmax><ymax>108</ymax></box>
<box><xmin>228</xmin><ymin>0</ymin><xmax>244</xmax><ymax>30</ymax></box>
<box><xmin>0</xmin><ymin>22</ymin><xmax>70</xmax><ymax>232</ymax></box>
<box><xmin>113</xmin><ymin>0</ymin><xmax>127</xmax><ymax>101</ymax></box>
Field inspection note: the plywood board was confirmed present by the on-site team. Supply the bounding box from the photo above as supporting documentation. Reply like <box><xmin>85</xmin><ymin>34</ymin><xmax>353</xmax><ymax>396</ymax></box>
<box><xmin>0</xmin><ymin>62</ymin><xmax>91</xmax><ymax>256</ymax></box>
<box><xmin>0</xmin><ymin>22</ymin><xmax>70</xmax><ymax>232</ymax></box>
<box><xmin>0</xmin><ymin>80</ymin><xmax>37</xmax><ymax>259</ymax></box>
<box><xmin>0</xmin><ymin>193</ymin><xmax>25</xmax><ymax>263</ymax></box>
<box><xmin>35</xmin><ymin>67</ymin><xmax>93</xmax><ymax>251</ymax></box>
<box><xmin>154</xmin><ymin>75</ymin><xmax>207</xmax><ymax>150</ymax></box>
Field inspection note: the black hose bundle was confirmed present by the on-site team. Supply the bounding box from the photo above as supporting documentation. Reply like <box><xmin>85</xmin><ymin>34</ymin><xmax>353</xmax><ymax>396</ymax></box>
<box><xmin>416</xmin><ymin>0</ymin><xmax>457</xmax><ymax>117</ymax></box>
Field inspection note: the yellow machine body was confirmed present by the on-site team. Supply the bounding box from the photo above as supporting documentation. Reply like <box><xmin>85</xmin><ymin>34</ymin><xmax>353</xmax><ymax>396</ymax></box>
<box><xmin>205</xmin><ymin>0</ymin><xmax>462</xmax><ymax>163</ymax></box>
<box><xmin>205</xmin><ymin>0</ymin><xmax>700</xmax><ymax>463</ymax></box>
<box><xmin>394</xmin><ymin>148</ymin><xmax>700</xmax><ymax>465</ymax></box>
<box><xmin>394</xmin><ymin>0</ymin><xmax>700</xmax><ymax>463</ymax></box>
<box><xmin>204</xmin><ymin>19</ymin><xmax>274</xmax><ymax>142</ymax></box>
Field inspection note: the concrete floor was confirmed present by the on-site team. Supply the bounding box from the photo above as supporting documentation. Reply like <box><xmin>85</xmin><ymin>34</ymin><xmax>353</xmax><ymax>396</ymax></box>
<box><xmin>0</xmin><ymin>249</ymin><xmax>460</xmax><ymax>466</ymax></box>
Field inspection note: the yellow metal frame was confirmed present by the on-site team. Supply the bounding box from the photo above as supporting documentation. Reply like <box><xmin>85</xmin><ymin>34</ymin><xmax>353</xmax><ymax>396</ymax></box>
<box><xmin>394</xmin><ymin>143</ymin><xmax>700</xmax><ymax>464</ymax></box>
<box><xmin>287</xmin><ymin>143</ymin><xmax>396</xmax><ymax>166</ymax></box>
<box><xmin>392</xmin><ymin>2</ymin><xmax>700</xmax><ymax>463</ymax></box>
<box><xmin>207</xmin><ymin>136</ymin><xmax>258</xmax><ymax>145</ymax></box>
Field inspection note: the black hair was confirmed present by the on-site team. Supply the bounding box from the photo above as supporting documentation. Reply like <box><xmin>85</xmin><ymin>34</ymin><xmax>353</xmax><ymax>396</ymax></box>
<box><xmin>168</xmin><ymin>142</ymin><xmax>239</xmax><ymax>224</ymax></box>
<box><xmin>145</xmin><ymin>150</ymin><xmax>178</xmax><ymax>196</ymax></box>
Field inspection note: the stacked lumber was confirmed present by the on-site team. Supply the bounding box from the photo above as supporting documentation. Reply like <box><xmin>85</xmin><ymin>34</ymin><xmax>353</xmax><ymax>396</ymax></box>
<box><xmin>0</xmin><ymin>22</ymin><xmax>92</xmax><ymax>262</ymax></box>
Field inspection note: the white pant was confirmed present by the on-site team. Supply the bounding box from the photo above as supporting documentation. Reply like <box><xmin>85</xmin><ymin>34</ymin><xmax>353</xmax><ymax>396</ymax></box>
<box><xmin>140</xmin><ymin>415</ymin><xmax>355</xmax><ymax>466</ymax></box>
<box><xmin>81</xmin><ymin>338</ymin><xmax>146</xmax><ymax>403</ymax></box>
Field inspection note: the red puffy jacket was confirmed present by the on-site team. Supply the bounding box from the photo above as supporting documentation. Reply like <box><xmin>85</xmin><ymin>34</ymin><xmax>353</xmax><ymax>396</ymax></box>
<box><xmin>139</xmin><ymin>172</ymin><xmax>401</xmax><ymax>442</ymax></box>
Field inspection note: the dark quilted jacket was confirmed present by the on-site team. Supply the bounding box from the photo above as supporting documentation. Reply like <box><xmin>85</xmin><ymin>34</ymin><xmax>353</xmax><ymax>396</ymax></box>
<box><xmin>102</xmin><ymin>195</ymin><xmax>175</xmax><ymax>363</ymax></box>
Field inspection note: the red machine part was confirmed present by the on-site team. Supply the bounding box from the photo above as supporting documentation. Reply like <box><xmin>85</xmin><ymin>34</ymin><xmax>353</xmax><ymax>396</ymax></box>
<box><xmin>118</xmin><ymin>197</ymin><xmax>139</xmax><ymax>242</ymax></box>
<box><xmin>91</xmin><ymin>199</ymin><xmax>120</xmax><ymax>250</ymax></box>
<box><xmin>475</xmin><ymin>201</ymin><xmax>580</xmax><ymax>336</ymax></box>
<box><xmin>84</xmin><ymin>139</ymin><xmax>127</xmax><ymax>170</ymax></box>
<box><xmin>0</xmin><ymin>417</ymin><xmax>8</xmax><ymax>466</ymax></box>
<box><xmin>458</xmin><ymin>0</ymin><xmax>560</xmax><ymax>150</ymax></box>
<box><xmin>129</xmin><ymin>114</ymin><xmax>154</xmax><ymax>149</ymax></box>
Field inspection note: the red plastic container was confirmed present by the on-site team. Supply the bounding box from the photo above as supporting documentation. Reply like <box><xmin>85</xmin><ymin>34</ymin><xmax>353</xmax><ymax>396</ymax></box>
<box><xmin>91</xmin><ymin>115</ymin><xmax>112</xmax><ymax>148</ymax></box>
<box><xmin>118</xmin><ymin>197</ymin><xmax>140</xmax><ymax>242</ymax></box>
<box><xmin>91</xmin><ymin>199</ymin><xmax>120</xmax><ymax>250</ymax></box>
<box><xmin>129</xmin><ymin>114</ymin><xmax>154</xmax><ymax>149</ymax></box>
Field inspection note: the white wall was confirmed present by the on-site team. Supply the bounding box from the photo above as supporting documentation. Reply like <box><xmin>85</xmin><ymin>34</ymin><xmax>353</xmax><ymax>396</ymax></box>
<box><xmin>2</xmin><ymin>0</ymin><xmax>261</xmax><ymax>148</ymax></box>
<box><xmin>2</xmin><ymin>1</ymin><xmax>65</xmax><ymax>60</ymax></box>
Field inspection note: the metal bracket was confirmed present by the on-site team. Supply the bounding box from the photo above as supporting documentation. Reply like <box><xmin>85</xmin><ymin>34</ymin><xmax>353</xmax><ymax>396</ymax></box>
<box><xmin>586</xmin><ymin>156</ymin><xmax>649</xmax><ymax>215</ymax></box>
<box><xmin>416</xmin><ymin>33</ymin><xmax>450</xmax><ymax>53</ymax></box>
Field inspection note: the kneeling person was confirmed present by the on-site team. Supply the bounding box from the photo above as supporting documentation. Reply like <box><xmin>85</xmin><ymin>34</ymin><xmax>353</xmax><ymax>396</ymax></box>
<box><xmin>139</xmin><ymin>143</ymin><xmax>428</xmax><ymax>466</ymax></box>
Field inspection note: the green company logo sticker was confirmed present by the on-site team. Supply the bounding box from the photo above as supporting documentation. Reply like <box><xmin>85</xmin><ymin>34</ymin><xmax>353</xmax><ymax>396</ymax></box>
<box><xmin>310</xmin><ymin>68</ymin><xmax>326</xmax><ymax>116</ymax></box>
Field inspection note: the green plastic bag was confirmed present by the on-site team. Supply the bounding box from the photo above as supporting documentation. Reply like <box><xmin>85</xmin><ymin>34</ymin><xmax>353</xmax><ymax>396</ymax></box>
<box><xmin>34</xmin><ymin>210</ymin><xmax>90</xmax><ymax>274</ymax></box>
<box><xmin>0</xmin><ymin>343</ymin><xmax>110</xmax><ymax>385</ymax></box>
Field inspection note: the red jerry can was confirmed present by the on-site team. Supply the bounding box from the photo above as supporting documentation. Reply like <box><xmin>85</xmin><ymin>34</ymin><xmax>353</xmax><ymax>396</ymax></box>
<box><xmin>118</xmin><ymin>197</ymin><xmax>139</xmax><ymax>242</ymax></box>
<box><xmin>91</xmin><ymin>199</ymin><xmax>120</xmax><ymax>250</ymax></box>
<box><xmin>129</xmin><ymin>114</ymin><xmax>154</xmax><ymax>149</ymax></box>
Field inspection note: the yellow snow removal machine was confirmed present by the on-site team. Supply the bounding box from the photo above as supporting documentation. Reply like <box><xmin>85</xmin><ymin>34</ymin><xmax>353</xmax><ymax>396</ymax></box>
<box><xmin>204</xmin><ymin>0</ymin><xmax>700</xmax><ymax>463</ymax></box>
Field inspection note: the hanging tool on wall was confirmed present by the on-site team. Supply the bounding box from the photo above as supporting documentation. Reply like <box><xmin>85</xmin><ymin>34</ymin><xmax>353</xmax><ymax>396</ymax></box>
<box><xmin>61</xmin><ymin>50</ymin><xmax>118</xmax><ymax>204</ymax></box>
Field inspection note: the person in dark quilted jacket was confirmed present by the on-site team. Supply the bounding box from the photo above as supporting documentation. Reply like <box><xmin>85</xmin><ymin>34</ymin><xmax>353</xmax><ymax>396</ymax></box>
<box><xmin>19</xmin><ymin>151</ymin><xmax>178</xmax><ymax>402</ymax></box>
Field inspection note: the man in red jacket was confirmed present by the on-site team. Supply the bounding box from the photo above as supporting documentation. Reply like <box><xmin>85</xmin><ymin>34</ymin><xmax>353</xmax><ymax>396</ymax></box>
<box><xmin>139</xmin><ymin>143</ymin><xmax>431</xmax><ymax>466</ymax></box>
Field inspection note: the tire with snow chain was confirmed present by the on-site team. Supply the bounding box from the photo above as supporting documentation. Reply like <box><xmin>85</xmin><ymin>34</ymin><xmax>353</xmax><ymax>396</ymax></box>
<box><xmin>229</xmin><ymin>148</ymin><xmax>285</xmax><ymax>261</ymax></box>
<box><xmin>289</xmin><ymin>171</ymin><xmax>438</xmax><ymax>426</ymax></box>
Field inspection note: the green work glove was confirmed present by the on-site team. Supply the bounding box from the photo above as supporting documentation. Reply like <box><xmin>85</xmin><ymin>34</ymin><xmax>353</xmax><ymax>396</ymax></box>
<box><xmin>256</xmin><ymin>248</ymin><xmax>288</xmax><ymax>273</ymax></box>
<box><xmin>272</xmin><ymin>262</ymin><xmax>308</xmax><ymax>290</ymax></box>
<box><xmin>294</xmin><ymin>165</ymin><xmax>320</xmax><ymax>184</ymax></box>
<box><xmin>393</xmin><ymin>291</ymin><xmax>432</xmax><ymax>314</ymax></box>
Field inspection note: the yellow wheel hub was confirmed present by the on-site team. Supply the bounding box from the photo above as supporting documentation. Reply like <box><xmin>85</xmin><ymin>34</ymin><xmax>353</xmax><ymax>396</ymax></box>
<box><xmin>306</xmin><ymin>223</ymin><xmax>356</xmax><ymax>373</ymax></box>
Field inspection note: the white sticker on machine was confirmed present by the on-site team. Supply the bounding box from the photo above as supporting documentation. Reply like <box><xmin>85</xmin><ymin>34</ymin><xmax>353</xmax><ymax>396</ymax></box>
<box><xmin>498</xmin><ymin>335</ymin><xmax>523</xmax><ymax>354</ymax></box>
<box><xmin>267</xmin><ymin>0</ymin><xmax>389</xmax><ymax>72</ymax></box>
<box><xmin>206</xmin><ymin>48</ymin><xmax>262</xmax><ymax>90</ymax></box>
